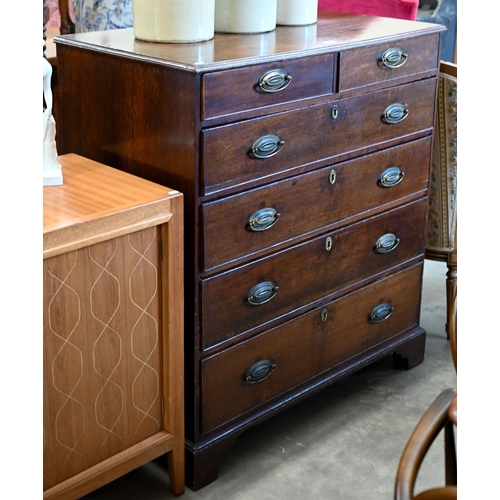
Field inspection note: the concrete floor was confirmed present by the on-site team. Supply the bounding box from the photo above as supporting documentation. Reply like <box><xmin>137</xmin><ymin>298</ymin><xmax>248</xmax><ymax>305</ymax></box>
<box><xmin>83</xmin><ymin>259</ymin><xmax>457</xmax><ymax>499</ymax></box>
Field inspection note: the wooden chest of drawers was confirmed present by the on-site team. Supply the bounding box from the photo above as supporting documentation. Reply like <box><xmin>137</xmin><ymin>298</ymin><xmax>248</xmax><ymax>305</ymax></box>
<box><xmin>55</xmin><ymin>11</ymin><xmax>445</xmax><ymax>490</ymax></box>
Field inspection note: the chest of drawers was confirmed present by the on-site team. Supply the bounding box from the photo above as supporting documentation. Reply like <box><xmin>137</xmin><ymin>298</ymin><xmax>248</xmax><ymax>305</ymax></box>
<box><xmin>56</xmin><ymin>11</ymin><xmax>445</xmax><ymax>490</ymax></box>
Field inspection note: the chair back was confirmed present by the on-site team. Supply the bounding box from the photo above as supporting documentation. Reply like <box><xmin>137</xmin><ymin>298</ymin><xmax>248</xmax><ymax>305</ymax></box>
<box><xmin>426</xmin><ymin>62</ymin><xmax>457</xmax><ymax>253</ymax></box>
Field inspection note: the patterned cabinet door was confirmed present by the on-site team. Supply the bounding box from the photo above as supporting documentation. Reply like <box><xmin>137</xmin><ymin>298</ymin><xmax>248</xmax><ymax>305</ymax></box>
<box><xmin>43</xmin><ymin>226</ymin><xmax>162</xmax><ymax>490</ymax></box>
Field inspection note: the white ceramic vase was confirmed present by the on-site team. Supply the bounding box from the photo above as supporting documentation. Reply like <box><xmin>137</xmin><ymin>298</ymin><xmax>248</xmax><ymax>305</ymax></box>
<box><xmin>215</xmin><ymin>0</ymin><xmax>277</xmax><ymax>34</ymax></box>
<box><xmin>277</xmin><ymin>0</ymin><xmax>318</xmax><ymax>26</ymax></box>
<box><xmin>133</xmin><ymin>0</ymin><xmax>215</xmax><ymax>43</ymax></box>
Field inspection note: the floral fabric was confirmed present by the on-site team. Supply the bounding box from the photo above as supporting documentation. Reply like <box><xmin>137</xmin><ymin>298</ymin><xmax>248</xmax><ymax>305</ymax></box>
<box><xmin>426</xmin><ymin>71</ymin><xmax>457</xmax><ymax>252</ymax></box>
<box><xmin>73</xmin><ymin>0</ymin><xmax>133</xmax><ymax>33</ymax></box>
<box><xmin>46</xmin><ymin>0</ymin><xmax>63</xmax><ymax>28</ymax></box>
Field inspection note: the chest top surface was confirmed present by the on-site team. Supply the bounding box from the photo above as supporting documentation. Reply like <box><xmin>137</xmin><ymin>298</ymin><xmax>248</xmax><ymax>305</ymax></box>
<box><xmin>54</xmin><ymin>11</ymin><xmax>445</xmax><ymax>72</ymax></box>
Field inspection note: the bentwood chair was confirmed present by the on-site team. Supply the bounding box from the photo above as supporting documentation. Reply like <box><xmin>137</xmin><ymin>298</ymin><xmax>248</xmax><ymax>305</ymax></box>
<box><xmin>394</xmin><ymin>299</ymin><xmax>457</xmax><ymax>500</ymax></box>
<box><xmin>425</xmin><ymin>61</ymin><xmax>457</xmax><ymax>342</ymax></box>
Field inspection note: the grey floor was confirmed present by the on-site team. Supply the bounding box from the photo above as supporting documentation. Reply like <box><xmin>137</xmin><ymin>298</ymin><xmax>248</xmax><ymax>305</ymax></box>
<box><xmin>84</xmin><ymin>260</ymin><xmax>457</xmax><ymax>499</ymax></box>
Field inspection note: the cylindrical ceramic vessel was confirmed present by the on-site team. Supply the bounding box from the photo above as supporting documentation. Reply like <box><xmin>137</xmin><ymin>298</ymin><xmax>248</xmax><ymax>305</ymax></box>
<box><xmin>215</xmin><ymin>0</ymin><xmax>277</xmax><ymax>34</ymax></box>
<box><xmin>133</xmin><ymin>0</ymin><xmax>215</xmax><ymax>43</ymax></box>
<box><xmin>277</xmin><ymin>0</ymin><xmax>318</xmax><ymax>26</ymax></box>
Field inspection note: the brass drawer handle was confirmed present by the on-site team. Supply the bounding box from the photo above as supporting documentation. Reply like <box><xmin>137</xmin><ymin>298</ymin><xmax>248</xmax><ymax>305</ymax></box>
<box><xmin>258</xmin><ymin>69</ymin><xmax>292</xmax><ymax>93</ymax></box>
<box><xmin>244</xmin><ymin>359</ymin><xmax>276</xmax><ymax>384</ymax></box>
<box><xmin>382</xmin><ymin>103</ymin><xmax>409</xmax><ymax>124</ymax></box>
<box><xmin>380</xmin><ymin>47</ymin><xmax>408</xmax><ymax>69</ymax></box>
<box><xmin>246</xmin><ymin>281</ymin><xmax>279</xmax><ymax>306</ymax></box>
<box><xmin>374</xmin><ymin>233</ymin><xmax>400</xmax><ymax>254</ymax></box>
<box><xmin>369</xmin><ymin>302</ymin><xmax>394</xmax><ymax>323</ymax></box>
<box><xmin>248</xmin><ymin>207</ymin><xmax>281</xmax><ymax>232</ymax></box>
<box><xmin>378</xmin><ymin>166</ymin><xmax>405</xmax><ymax>188</ymax></box>
<box><xmin>250</xmin><ymin>135</ymin><xmax>285</xmax><ymax>159</ymax></box>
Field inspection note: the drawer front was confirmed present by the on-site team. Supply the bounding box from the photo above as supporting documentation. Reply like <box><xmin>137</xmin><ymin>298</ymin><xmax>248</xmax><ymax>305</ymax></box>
<box><xmin>339</xmin><ymin>34</ymin><xmax>440</xmax><ymax>92</ymax></box>
<box><xmin>202</xmin><ymin>137</ymin><xmax>431</xmax><ymax>271</ymax></box>
<box><xmin>202</xmin><ymin>54</ymin><xmax>335</xmax><ymax>120</ymax></box>
<box><xmin>201</xmin><ymin>263</ymin><xmax>423</xmax><ymax>433</ymax></box>
<box><xmin>201</xmin><ymin>198</ymin><xmax>426</xmax><ymax>349</ymax></box>
<box><xmin>202</xmin><ymin>78</ymin><xmax>436</xmax><ymax>195</ymax></box>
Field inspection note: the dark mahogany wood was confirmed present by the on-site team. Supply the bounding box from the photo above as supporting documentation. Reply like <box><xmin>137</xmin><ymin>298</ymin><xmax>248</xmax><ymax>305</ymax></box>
<box><xmin>55</xmin><ymin>12</ymin><xmax>445</xmax><ymax>490</ymax></box>
<box><xmin>202</xmin><ymin>137</ymin><xmax>431</xmax><ymax>271</ymax></box>
<box><xmin>202</xmin><ymin>264</ymin><xmax>423</xmax><ymax>433</ymax></box>
<box><xmin>339</xmin><ymin>33</ymin><xmax>441</xmax><ymax>92</ymax></box>
<box><xmin>201</xmin><ymin>199</ymin><xmax>427</xmax><ymax>350</ymax></box>
<box><xmin>201</xmin><ymin>78</ymin><xmax>436</xmax><ymax>195</ymax></box>
<box><xmin>202</xmin><ymin>53</ymin><xmax>335</xmax><ymax>119</ymax></box>
<box><xmin>393</xmin><ymin>329</ymin><xmax>427</xmax><ymax>369</ymax></box>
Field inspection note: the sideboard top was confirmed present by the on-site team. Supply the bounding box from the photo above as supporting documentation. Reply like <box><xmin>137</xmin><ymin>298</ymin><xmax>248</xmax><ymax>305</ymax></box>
<box><xmin>43</xmin><ymin>154</ymin><xmax>181</xmax><ymax>259</ymax></box>
<box><xmin>54</xmin><ymin>11</ymin><xmax>445</xmax><ymax>73</ymax></box>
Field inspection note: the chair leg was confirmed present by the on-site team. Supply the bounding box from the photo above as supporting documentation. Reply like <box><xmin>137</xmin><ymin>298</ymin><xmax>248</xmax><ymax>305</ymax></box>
<box><xmin>445</xmin><ymin>248</ymin><xmax>457</xmax><ymax>341</ymax></box>
<box><xmin>444</xmin><ymin>420</ymin><xmax>457</xmax><ymax>486</ymax></box>
<box><xmin>59</xmin><ymin>0</ymin><xmax>75</xmax><ymax>34</ymax></box>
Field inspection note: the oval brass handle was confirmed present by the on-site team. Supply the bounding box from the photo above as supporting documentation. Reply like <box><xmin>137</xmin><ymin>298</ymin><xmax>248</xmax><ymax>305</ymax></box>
<box><xmin>374</xmin><ymin>233</ymin><xmax>400</xmax><ymax>254</ymax></box>
<box><xmin>248</xmin><ymin>207</ymin><xmax>281</xmax><ymax>232</ymax></box>
<box><xmin>378</xmin><ymin>166</ymin><xmax>405</xmax><ymax>188</ymax></box>
<box><xmin>246</xmin><ymin>281</ymin><xmax>279</xmax><ymax>306</ymax></box>
<box><xmin>380</xmin><ymin>47</ymin><xmax>408</xmax><ymax>69</ymax></box>
<box><xmin>250</xmin><ymin>135</ymin><xmax>285</xmax><ymax>159</ymax></box>
<box><xmin>258</xmin><ymin>69</ymin><xmax>292</xmax><ymax>93</ymax></box>
<box><xmin>369</xmin><ymin>302</ymin><xmax>394</xmax><ymax>323</ymax></box>
<box><xmin>244</xmin><ymin>359</ymin><xmax>276</xmax><ymax>384</ymax></box>
<box><xmin>382</xmin><ymin>103</ymin><xmax>409</xmax><ymax>125</ymax></box>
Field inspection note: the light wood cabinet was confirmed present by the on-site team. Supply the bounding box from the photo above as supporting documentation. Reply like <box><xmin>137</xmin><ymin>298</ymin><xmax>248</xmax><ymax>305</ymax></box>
<box><xmin>43</xmin><ymin>154</ymin><xmax>184</xmax><ymax>499</ymax></box>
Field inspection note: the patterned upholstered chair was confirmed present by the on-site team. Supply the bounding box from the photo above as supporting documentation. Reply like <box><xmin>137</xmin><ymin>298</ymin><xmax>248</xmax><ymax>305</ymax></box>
<box><xmin>318</xmin><ymin>0</ymin><xmax>419</xmax><ymax>21</ymax></box>
<box><xmin>425</xmin><ymin>62</ymin><xmax>457</xmax><ymax>342</ymax></box>
<box><xmin>72</xmin><ymin>0</ymin><xmax>133</xmax><ymax>33</ymax></box>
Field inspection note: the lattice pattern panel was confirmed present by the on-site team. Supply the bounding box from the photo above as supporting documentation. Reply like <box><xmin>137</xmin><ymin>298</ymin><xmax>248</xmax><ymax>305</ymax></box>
<box><xmin>43</xmin><ymin>226</ymin><xmax>162</xmax><ymax>490</ymax></box>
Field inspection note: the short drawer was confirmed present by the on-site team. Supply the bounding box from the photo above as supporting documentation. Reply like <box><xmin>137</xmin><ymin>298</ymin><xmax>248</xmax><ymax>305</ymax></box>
<box><xmin>201</xmin><ymin>137</ymin><xmax>431</xmax><ymax>271</ymax></box>
<box><xmin>202</xmin><ymin>54</ymin><xmax>335</xmax><ymax>120</ymax></box>
<box><xmin>339</xmin><ymin>34</ymin><xmax>440</xmax><ymax>92</ymax></box>
<box><xmin>202</xmin><ymin>78</ymin><xmax>436</xmax><ymax>195</ymax></box>
<box><xmin>201</xmin><ymin>263</ymin><xmax>423</xmax><ymax>433</ymax></box>
<box><xmin>200</xmin><ymin>198</ymin><xmax>426</xmax><ymax>349</ymax></box>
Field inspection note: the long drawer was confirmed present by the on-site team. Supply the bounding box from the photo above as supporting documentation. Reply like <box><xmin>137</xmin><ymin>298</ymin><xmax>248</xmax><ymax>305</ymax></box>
<box><xmin>201</xmin><ymin>263</ymin><xmax>423</xmax><ymax>434</ymax></box>
<box><xmin>201</xmin><ymin>78</ymin><xmax>436</xmax><ymax>195</ymax></box>
<box><xmin>200</xmin><ymin>198</ymin><xmax>426</xmax><ymax>349</ymax></box>
<box><xmin>201</xmin><ymin>137</ymin><xmax>431</xmax><ymax>272</ymax></box>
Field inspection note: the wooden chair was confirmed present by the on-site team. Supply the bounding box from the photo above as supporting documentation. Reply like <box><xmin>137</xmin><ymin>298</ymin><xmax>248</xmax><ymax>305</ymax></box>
<box><xmin>425</xmin><ymin>62</ymin><xmax>457</xmax><ymax>342</ymax></box>
<box><xmin>394</xmin><ymin>389</ymin><xmax>457</xmax><ymax>500</ymax></box>
<box><xmin>58</xmin><ymin>0</ymin><xmax>75</xmax><ymax>34</ymax></box>
<box><xmin>394</xmin><ymin>298</ymin><xmax>457</xmax><ymax>500</ymax></box>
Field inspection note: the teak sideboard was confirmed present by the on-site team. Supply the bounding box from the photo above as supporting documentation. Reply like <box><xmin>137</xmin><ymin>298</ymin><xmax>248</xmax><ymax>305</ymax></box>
<box><xmin>43</xmin><ymin>154</ymin><xmax>184</xmax><ymax>498</ymax></box>
<box><xmin>55</xmin><ymin>12</ymin><xmax>446</xmax><ymax>490</ymax></box>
